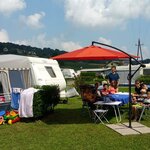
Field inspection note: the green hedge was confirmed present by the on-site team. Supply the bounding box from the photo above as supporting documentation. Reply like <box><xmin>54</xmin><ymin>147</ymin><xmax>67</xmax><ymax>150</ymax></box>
<box><xmin>74</xmin><ymin>72</ymin><xmax>105</xmax><ymax>92</ymax></box>
<box><xmin>33</xmin><ymin>85</ymin><xmax>60</xmax><ymax>118</ymax></box>
<box><xmin>137</xmin><ymin>75</ymin><xmax>150</xmax><ymax>85</ymax></box>
<box><xmin>80</xmin><ymin>72</ymin><xmax>104</xmax><ymax>84</ymax></box>
<box><xmin>80</xmin><ymin>72</ymin><xmax>96</xmax><ymax>77</ymax></box>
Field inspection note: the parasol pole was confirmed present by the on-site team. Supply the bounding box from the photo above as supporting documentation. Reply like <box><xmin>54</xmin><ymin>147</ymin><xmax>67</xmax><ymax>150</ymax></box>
<box><xmin>128</xmin><ymin>57</ymin><xmax>132</xmax><ymax>127</ymax></box>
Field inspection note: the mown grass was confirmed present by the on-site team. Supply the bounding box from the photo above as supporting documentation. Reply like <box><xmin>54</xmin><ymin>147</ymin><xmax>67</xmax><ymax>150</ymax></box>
<box><xmin>0</xmin><ymin>95</ymin><xmax>150</xmax><ymax>150</ymax></box>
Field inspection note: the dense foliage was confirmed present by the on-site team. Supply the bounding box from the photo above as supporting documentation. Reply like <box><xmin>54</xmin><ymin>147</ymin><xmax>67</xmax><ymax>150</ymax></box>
<box><xmin>137</xmin><ymin>75</ymin><xmax>150</xmax><ymax>85</ymax></box>
<box><xmin>74</xmin><ymin>72</ymin><xmax>105</xmax><ymax>92</ymax></box>
<box><xmin>33</xmin><ymin>85</ymin><xmax>60</xmax><ymax>118</ymax></box>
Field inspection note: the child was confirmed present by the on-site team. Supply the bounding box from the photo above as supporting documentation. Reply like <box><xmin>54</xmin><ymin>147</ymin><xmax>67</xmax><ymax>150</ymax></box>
<box><xmin>134</xmin><ymin>80</ymin><xmax>142</xmax><ymax>96</ymax></box>
<box><xmin>132</xmin><ymin>96</ymin><xmax>143</xmax><ymax>121</ymax></box>
<box><xmin>109</xmin><ymin>80</ymin><xmax>118</xmax><ymax>94</ymax></box>
<box><xmin>140</xmin><ymin>83</ymin><xmax>148</xmax><ymax>97</ymax></box>
<box><xmin>101</xmin><ymin>83</ymin><xmax>112</xmax><ymax>103</ymax></box>
<box><xmin>144</xmin><ymin>91</ymin><xmax>150</xmax><ymax>104</ymax></box>
<box><xmin>94</xmin><ymin>82</ymin><xmax>101</xmax><ymax>98</ymax></box>
<box><xmin>101</xmin><ymin>83</ymin><xmax>109</xmax><ymax>96</ymax></box>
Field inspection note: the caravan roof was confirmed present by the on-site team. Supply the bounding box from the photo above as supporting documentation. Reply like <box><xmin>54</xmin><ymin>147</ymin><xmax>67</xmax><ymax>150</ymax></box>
<box><xmin>0</xmin><ymin>54</ymin><xmax>58</xmax><ymax>69</ymax></box>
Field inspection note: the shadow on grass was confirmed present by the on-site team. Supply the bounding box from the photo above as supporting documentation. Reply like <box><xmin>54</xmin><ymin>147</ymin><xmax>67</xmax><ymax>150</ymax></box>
<box><xmin>20</xmin><ymin>108</ymin><xmax>90</xmax><ymax>124</ymax></box>
<box><xmin>20</xmin><ymin>107</ymin><xmax>128</xmax><ymax>125</ymax></box>
<box><xmin>40</xmin><ymin>107</ymin><xmax>120</xmax><ymax>125</ymax></box>
<box><xmin>20</xmin><ymin>106</ymin><xmax>129</xmax><ymax>125</ymax></box>
<box><xmin>41</xmin><ymin>108</ymin><xmax>92</xmax><ymax>125</ymax></box>
<box><xmin>20</xmin><ymin>96</ymin><xmax>130</xmax><ymax>125</ymax></box>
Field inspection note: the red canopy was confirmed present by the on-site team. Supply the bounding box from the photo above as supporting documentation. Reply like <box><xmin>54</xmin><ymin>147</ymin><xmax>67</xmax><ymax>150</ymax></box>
<box><xmin>51</xmin><ymin>45</ymin><xmax>137</xmax><ymax>60</ymax></box>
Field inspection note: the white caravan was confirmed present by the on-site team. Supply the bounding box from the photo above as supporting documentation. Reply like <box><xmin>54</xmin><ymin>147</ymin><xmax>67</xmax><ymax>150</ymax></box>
<box><xmin>0</xmin><ymin>54</ymin><xmax>66</xmax><ymax>107</ymax></box>
<box><xmin>78</xmin><ymin>63</ymin><xmax>150</xmax><ymax>85</ymax></box>
<box><xmin>61</xmin><ymin>68</ymin><xmax>76</xmax><ymax>79</ymax></box>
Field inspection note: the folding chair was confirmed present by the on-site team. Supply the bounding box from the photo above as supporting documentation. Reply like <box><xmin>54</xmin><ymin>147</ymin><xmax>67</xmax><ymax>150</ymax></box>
<box><xmin>138</xmin><ymin>103</ymin><xmax>150</xmax><ymax>122</ymax></box>
<box><xmin>93</xmin><ymin>109</ymin><xmax>109</xmax><ymax>124</ymax></box>
<box><xmin>81</xmin><ymin>100</ymin><xmax>92</xmax><ymax>118</ymax></box>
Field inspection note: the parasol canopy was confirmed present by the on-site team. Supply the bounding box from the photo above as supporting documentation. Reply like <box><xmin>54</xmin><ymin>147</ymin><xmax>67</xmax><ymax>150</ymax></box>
<box><xmin>51</xmin><ymin>45</ymin><xmax>137</xmax><ymax>60</ymax></box>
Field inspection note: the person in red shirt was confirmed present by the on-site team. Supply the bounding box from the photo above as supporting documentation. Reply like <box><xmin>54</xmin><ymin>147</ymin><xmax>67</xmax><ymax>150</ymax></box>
<box><xmin>101</xmin><ymin>83</ymin><xmax>112</xmax><ymax>102</ymax></box>
<box><xmin>109</xmin><ymin>80</ymin><xmax>118</xmax><ymax>94</ymax></box>
<box><xmin>101</xmin><ymin>83</ymin><xmax>109</xmax><ymax>96</ymax></box>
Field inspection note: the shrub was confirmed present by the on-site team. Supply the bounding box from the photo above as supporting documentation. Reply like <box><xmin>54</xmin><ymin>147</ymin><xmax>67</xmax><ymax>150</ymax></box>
<box><xmin>74</xmin><ymin>72</ymin><xmax>105</xmax><ymax>92</ymax></box>
<box><xmin>137</xmin><ymin>75</ymin><xmax>150</xmax><ymax>85</ymax></box>
<box><xmin>33</xmin><ymin>85</ymin><xmax>60</xmax><ymax>118</ymax></box>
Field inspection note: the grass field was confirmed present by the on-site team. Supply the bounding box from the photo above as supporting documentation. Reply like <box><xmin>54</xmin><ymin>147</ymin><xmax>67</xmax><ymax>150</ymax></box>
<box><xmin>0</xmin><ymin>96</ymin><xmax>150</xmax><ymax>150</ymax></box>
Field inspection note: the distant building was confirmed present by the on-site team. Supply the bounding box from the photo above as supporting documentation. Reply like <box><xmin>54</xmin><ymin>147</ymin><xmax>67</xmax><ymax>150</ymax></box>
<box><xmin>105</xmin><ymin>60</ymin><xmax>124</xmax><ymax>68</ymax></box>
<box><xmin>3</xmin><ymin>47</ymin><xmax>8</xmax><ymax>52</ymax></box>
<box><xmin>61</xmin><ymin>68</ymin><xmax>76</xmax><ymax>79</ymax></box>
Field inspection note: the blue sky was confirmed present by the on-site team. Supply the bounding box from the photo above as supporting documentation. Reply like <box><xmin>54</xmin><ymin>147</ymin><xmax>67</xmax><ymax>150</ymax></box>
<box><xmin>0</xmin><ymin>0</ymin><xmax>150</xmax><ymax>59</ymax></box>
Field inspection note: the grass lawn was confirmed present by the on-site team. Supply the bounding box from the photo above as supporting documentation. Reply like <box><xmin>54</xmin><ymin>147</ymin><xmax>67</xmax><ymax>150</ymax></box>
<box><xmin>0</xmin><ymin>96</ymin><xmax>150</xmax><ymax>150</ymax></box>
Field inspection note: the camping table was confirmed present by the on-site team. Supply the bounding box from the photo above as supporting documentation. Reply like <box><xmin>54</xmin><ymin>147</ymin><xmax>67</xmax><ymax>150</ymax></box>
<box><xmin>108</xmin><ymin>93</ymin><xmax>129</xmax><ymax>105</ymax></box>
<box><xmin>94</xmin><ymin>101</ymin><xmax>122</xmax><ymax>122</ymax></box>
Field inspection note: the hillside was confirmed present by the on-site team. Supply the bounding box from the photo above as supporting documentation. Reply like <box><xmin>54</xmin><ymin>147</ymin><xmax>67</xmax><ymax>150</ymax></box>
<box><xmin>0</xmin><ymin>42</ymin><xmax>66</xmax><ymax>58</ymax></box>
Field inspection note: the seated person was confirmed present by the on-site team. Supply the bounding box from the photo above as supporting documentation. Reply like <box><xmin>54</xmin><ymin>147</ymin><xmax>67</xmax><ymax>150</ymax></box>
<box><xmin>133</xmin><ymin>82</ymin><xmax>148</xmax><ymax>99</ymax></box>
<box><xmin>132</xmin><ymin>90</ymin><xmax>150</xmax><ymax>121</ymax></box>
<box><xmin>101</xmin><ymin>83</ymin><xmax>112</xmax><ymax>103</ymax></box>
<box><xmin>133</xmin><ymin>80</ymin><xmax>142</xmax><ymax>97</ymax></box>
<box><xmin>132</xmin><ymin>96</ymin><xmax>143</xmax><ymax>121</ymax></box>
<box><xmin>143</xmin><ymin>91</ymin><xmax>150</xmax><ymax>104</ymax></box>
<box><xmin>94</xmin><ymin>82</ymin><xmax>101</xmax><ymax>98</ymax></box>
<box><xmin>101</xmin><ymin>83</ymin><xmax>109</xmax><ymax>96</ymax></box>
<box><xmin>82</xmin><ymin>86</ymin><xmax>97</xmax><ymax>110</ymax></box>
<box><xmin>140</xmin><ymin>83</ymin><xmax>148</xmax><ymax>97</ymax></box>
<box><xmin>108</xmin><ymin>80</ymin><xmax>118</xmax><ymax>94</ymax></box>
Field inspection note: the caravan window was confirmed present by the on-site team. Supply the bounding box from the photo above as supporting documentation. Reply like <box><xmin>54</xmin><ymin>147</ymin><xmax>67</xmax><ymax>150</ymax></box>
<box><xmin>45</xmin><ymin>66</ymin><xmax>56</xmax><ymax>78</ymax></box>
<box><xmin>143</xmin><ymin>69</ymin><xmax>150</xmax><ymax>75</ymax></box>
<box><xmin>9</xmin><ymin>69</ymin><xmax>32</xmax><ymax>89</ymax></box>
<box><xmin>9</xmin><ymin>70</ymin><xmax>24</xmax><ymax>88</ymax></box>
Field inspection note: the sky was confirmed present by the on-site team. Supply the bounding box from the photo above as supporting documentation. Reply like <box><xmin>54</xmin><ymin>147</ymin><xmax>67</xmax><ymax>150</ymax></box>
<box><xmin>0</xmin><ymin>0</ymin><xmax>150</xmax><ymax>59</ymax></box>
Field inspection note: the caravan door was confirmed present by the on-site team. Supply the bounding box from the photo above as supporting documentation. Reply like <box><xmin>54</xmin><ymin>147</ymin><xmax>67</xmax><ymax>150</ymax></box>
<box><xmin>0</xmin><ymin>70</ymin><xmax>11</xmax><ymax>103</ymax></box>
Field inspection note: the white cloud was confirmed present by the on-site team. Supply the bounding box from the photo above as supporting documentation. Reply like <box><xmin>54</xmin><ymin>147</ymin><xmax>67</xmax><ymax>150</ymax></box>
<box><xmin>14</xmin><ymin>33</ymin><xmax>82</xmax><ymax>51</ymax></box>
<box><xmin>98</xmin><ymin>37</ymin><xmax>112</xmax><ymax>45</ymax></box>
<box><xmin>0</xmin><ymin>0</ymin><xmax>26</xmax><ymax>15</ymax></box>
<box><xmin>64</xmin><ymin>0</ymin><xmax>150</xmax><ymax>28</ymax></box>
<box><xmin>0</xmin><ymin>29</ymin><xmax>9</xmax><ymax>42</ymax></box>
<box><xmin>20</xmin><ymin>12</ymin><xmax>45</xmax><ymax>29</ymax></box>
<box><xmin>60</xmin><ymin>41</ymin><xmax>81</xmax><ymax>51</ymax></box>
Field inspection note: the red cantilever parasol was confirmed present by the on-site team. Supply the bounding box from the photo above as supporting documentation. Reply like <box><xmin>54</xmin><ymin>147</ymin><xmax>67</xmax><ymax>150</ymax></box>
<box><xmin>51</xmin><ymin>41</ymin><xmax>143</xmax><ymax>128</ymax></box>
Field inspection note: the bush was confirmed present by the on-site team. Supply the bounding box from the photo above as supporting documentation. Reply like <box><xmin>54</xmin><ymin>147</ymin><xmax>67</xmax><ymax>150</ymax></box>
<box><xmin>74</xmin><ymin>72</ymin><xmax>105</xmax><ymax>92</ymax></box>
<box><xmin>81</xmin><ymin>72</ymin><xmax>96</xmax><ymax>77</ymax></box>
<box><xmin>33</xmin><ymin>85</ymin><xmax>60</xmax><ymax>118</ymax></box>
<box><xmin>137</xmin><ymin>75</ymin><xmax>150</xmax><ymax>85</ymax></box>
